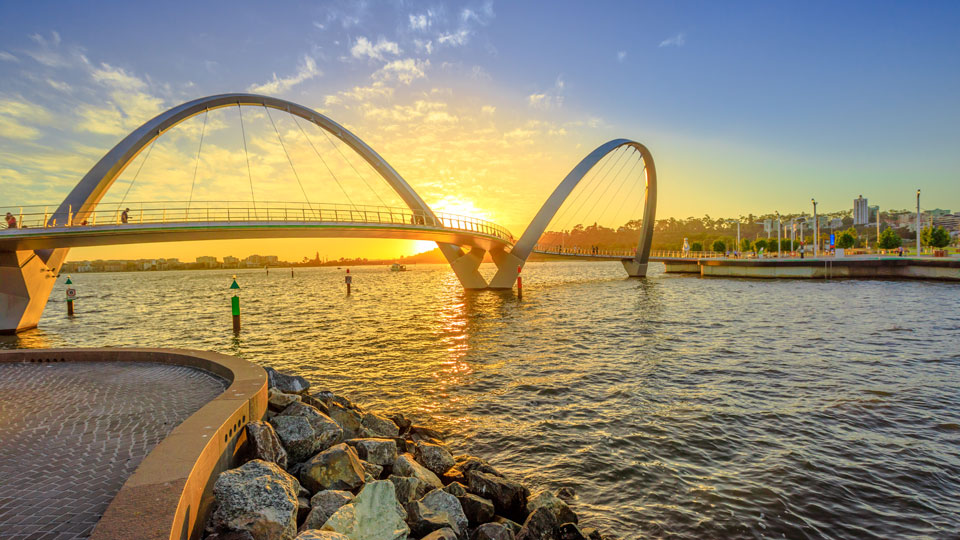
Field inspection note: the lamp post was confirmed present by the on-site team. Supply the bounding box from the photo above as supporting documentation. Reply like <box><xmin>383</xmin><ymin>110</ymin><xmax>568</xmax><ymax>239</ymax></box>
<box><xmin>916</xmin><ymin>189</ymin><xmax>921</xmax><ymax>256</ymax></box>
<box><xmin>727</xmin><ymin>219</ymin><xmax>740</xmax><ymax>257</ymax></box>
<box><xmin>776</xmin><ymin>211</ymin><xmax>782</xmax><ymax>258</ymax></box>
<box><xmin>811</xmin><ymin>199</ymin><xmax>819</xmax><ymax>257</ymax></box>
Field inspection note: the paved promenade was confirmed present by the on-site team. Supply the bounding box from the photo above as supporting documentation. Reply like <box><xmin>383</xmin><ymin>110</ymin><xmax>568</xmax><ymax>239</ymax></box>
<box><xmin>0</xmin><ymin>361</ymin><xmax>227</xmax><ymax>540</ymax></box>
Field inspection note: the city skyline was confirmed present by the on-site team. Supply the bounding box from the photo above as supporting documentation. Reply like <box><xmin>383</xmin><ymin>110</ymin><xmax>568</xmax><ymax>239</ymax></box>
<box><xmin>2</xmin><ymin>1</ymin><xmax>959</xmax><ymax>261</ymax></box>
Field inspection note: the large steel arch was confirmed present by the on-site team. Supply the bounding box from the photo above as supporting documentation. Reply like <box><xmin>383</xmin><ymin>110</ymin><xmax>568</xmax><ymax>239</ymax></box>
<box><xmin>489</xmin><ymin>139</ymin><xmax>657</xmax><ymax>288</ymax></box>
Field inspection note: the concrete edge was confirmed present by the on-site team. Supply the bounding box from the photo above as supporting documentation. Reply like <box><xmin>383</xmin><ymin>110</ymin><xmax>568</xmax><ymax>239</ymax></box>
<box><xmin>0</xmin><ymin>348</ymin><xmax>268</xmax><ymax>540</ymax></box>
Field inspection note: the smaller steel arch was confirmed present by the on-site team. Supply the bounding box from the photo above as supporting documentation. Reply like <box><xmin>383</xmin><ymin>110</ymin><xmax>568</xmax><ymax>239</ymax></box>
<box><xmin>488</xmin><ymin>138</ymin><xmax>657</xmax><ymax>288</ymax></box>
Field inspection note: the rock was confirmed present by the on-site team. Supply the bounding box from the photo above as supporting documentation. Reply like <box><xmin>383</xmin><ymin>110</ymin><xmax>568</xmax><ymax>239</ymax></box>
<box><xmin>394</xmin><ymin>453</ymin><xmax>442</xmax><ymax>489</ymax></box>
<box><xmin>493</xmin><ymin>517</ymin><xmax>522</xmax><ymax>535</ymax></box>
<box><xmin>558</xmin><ymin>523</ymin><xmax>588</xmax><ymax>540</ymax></box>
<box><xmin>409</xmin><ymin>425</ymin><xmax>444</xmax><ymax>442</ymax></box>
<box><xmin>415</xmin><ymin>442</ymin><xmax>456</xmax><ymax>476</ymax></box>
<box><xmin>346</xmin><ymin>438</ymin><xmax>398</xmax><ymax>467</ymax></box>
<box><xmin>313</xmin><ymin>391</ymin><xmax>356</xmax><ymax>411</ymax></box>
<box><xmin>421</xmin><ymin>528</ymin><xmax>459</xmax><ymax>540</ymax></box>
<box><xmin>405</xmin><ymin>489</ymin><xmax>469</xmax><ymax>539</ymax></box>
<box><xmin>442</xmin><ymin>482</ymin><xmax>469</xmax><ymax>497</ymax></box>
<box><xmin>209</xmin><ymin>459</ymin><xmax>300</xmax><ymax>540</ymax></box>
<box><xmin>300</xmin><ymin>443</ymin><xmax>365</xmax><ymax>494</ymax></box>
<box><xmin>580</xmin><ymin>529</ymin><xmax>601</xmax><ymax>540</ymax></box>
<box><xmin>266</xmin><ymin>367</ymin><xmax>311</xmax><ymax>395</ymax></box>
<box><xmin>555</xmin><ymin>487</ymin><xmax>575</xmax><ymax>502</ymax></box>
<box><xmin>269</xmin><ymin>389</ymin><xmax>303</xmax><ymax>412</ymax></box>
<box><xmin>244</xmin><ymin>421</ymin><xmax>288</xmax><ymax>470</ymax></box>
<box><xmin>361</xmin><ymin>413</ymin><xmax>400</xmax><ymax>438</ymax></box>
<box><xmin>455</xmin><ymin>456</ymin><xmax>501</xmax><ymax>477</ymax></box>
<box><xmin>442</xmin><ymin>468</ymin><xmax>466</xmax><ymax>486</ymax></box>
<box><xmin>322</xmin><ymin>480</ymin><xmax>409</xmax><ymax>540</ymax></box>
<box><xmin>516</xmin><ymin>508</ymin><xmax>559</xmax><ymax>540</ymax></box>
<box><xmin>387</xmin><ymin>413</ymin><xmax>412</xmax><ymax>433</ymax></box>
<box><xmin>295</xmin><ymin>532</ymin><xmax>351</xmax><ymax>540</ymax></box>
<box><xmin>388</xmin><ymin>475</ymin><xmax>430</xmax><ymax>505</ymax></box>
<box><xmin>206</xmin><ymin>532</ymin><xmax>256</xmax><ymax>540</ymax></box>
<box><xmin>466</xmin><ymin>470</ymin><xmax>529</xmax><ymax>522</ymax></box>
<box><xmin>299</xmin><ymin>486</ymin><xmax>311</xmax><ymax>499</ymax></box>
<box><xmin>328</xmin><ymin>402</ymin><xmax>365</xmax><ymax>439</ymax></box>
<box><xmin>300</xmin><ymin>490</ymin><xmax>353</xmax><ymax>532</ymax></box>
<box><xmin>471</xmin><ymin>523</ymin><xmax>514</xmax><ymax>540</ymax></box>
<box><xmin>362</xmin><ymin>460</ymin><xmax>384</xmax><ymax>480</ymax></box>
<box><xmin>527</xmin><ymin>491</ymin><xmax>577</xmax><ymax>525</ymax></box>
<box><xmin>300</xmin><ymin>394</ymin><xmax>330</xmax><ymax>414</ymax></box>
<box><xmin>458</xmin><ymin>494</ymin><xmax>495</xmax><ymax>526</ymax></box>
<box><xmin>270</xmin><ymin>403</ymin><xmax>343</xmax><ymax>463</ymax></box>
<box><xmin>297</xmin><ymin>497</ymin><xmax>311</xmax><ymax>524</ymax></box>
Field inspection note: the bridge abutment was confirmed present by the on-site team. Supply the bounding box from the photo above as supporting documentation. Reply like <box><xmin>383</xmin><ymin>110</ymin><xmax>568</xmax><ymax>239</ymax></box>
<box><xmin>0</xmin><ymin>250</ymin><xmax>66</xmax><ymax>334</ymax></box>
<box><xmin>621</xmin><ymin>259</ymin><xmax>649</xmax><ymax>277</ymax></box>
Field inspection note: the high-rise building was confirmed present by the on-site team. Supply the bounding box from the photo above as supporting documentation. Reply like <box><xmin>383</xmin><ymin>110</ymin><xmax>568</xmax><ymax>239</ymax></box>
<box><xmin>853</xmin><ymin>195</ymin><xmax>869</xmax><ymax>225</ymax></box>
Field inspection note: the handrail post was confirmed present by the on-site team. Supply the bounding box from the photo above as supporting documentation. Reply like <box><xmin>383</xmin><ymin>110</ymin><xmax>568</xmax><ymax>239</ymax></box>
<box><xmin>68</xmin><ymin>205</ymin><xmax>72</xmax><ymax>227</ymax></box>
<box><xmin>19</xmin><ymin>207</ymin><xmax>23</xmax><ymax>228</ymax></box>
<box><xmin>43</xmin><ymin>207</ymin><xmax>48</xmax><ymax>228</ymax></box>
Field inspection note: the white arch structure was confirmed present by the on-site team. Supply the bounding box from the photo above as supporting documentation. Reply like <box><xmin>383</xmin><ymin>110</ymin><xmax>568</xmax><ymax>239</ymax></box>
<box><xmin>487</xmin><ymin>138</ymin><xmax>657</xmax><ymax>288</ymax></box>
<box><xmin>0</xmin><ymin>93</ymin><xmax>657</xmax><ymax>333</ymax></box>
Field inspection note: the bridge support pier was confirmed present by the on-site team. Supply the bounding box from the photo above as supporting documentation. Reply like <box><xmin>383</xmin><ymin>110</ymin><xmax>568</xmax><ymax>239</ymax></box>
<box><xmin>441</xmin><ymin>244</ymin><xmax>489</xmax><ymax>290</ymax></box>
<box><xmin>1</xmin><ymin>250</ymin><xmax>66</xmax><ymax>334</ymax></box>
<box><xmin>488</xmin><ymin>249</ymin><xmax>526</xmax><ymax>290</ymax></box>
<box><xmin>621</xmin><ymin>259</ymin><xmax>649</xmax><ymax>277</ymax></box>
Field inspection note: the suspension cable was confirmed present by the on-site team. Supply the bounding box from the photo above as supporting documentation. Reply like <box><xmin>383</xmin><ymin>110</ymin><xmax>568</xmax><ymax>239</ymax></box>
<box><xmin>187</xmin><ymin>109</ymin><xmax>208</xmax><ymax>214</ymax></box>
<box><xmin>565</xmin><ymin>146</ymin><xmax>630</xmax><ymax>231</ymax></box>
<box><xmin>292</xmin><ymin>115</ymin><xmax>357</xmax><ymax>210</ymax></box>
<box><xmin>117</xmin><ymin>134</ymin><xmax>158</xmax><ymax>212</ymax></box>
<box><xmin>550</xmin><ymin>146</ymin><xmax>622</xmax><ymax>231</ymax></box>
<box><xmin>264</xmin><ymin>106</ymin><xmax>314</xmax><ymax>210</ymax></box>
<box><xmin>594</xmin><ymin>148</ymin><xmax>642</xmax><ymax>227</ymax></box>
<box><xmin>579</xmin><ymin>147</ymin><xmax>637</xmax><ymax>228</ymax></box>
<box><xmin>316</xmin><ymin>127</ymin><xmax>388</xmax><ymax>207</ymax></box>
<box><xmin>237</xmin><ymin>103</ymin><xmax>257</xmax><ymax>210</ymax></box>
<box><xmin>628</xmin><ymin>163</ymin><xmax>651</xmax><ymax>221</ymax></box>
<box><xmin>613</xmin><ymin>155</ymin><xmax>646</xmax><ymax>228</ymax></box>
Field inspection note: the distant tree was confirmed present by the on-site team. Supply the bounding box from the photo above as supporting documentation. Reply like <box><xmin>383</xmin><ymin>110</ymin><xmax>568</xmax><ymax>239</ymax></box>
<box><xmin>690</xmin><ymin>242</ymin><xmax>703</xmax><ymax>252</ymax></box>
<box><xmin>740</xmin><ymin>238</ymin><xmax>752</xmax><ymax>252</ymax></box>
<box><xmin>922</xmin><ymin>225</ymin><xmax>951</xmax><ymax>248</ymax></box>
<box><xmin>878</xmin><ymin>227</ymin><xmax>902</xmax><ymax>249</ymax></box>
<box><xmin>836</xmin><ymin>231</ymin><xmax>856</xmax><ymax>249</ymax></box>
<box><xmin>754</xmin><ymin>239</ymin><xmax>768</xmax><ymax>252</ymax></box>
<box><xmin>842</xmin><ymin>216</ymin><xmax>854</xmax><ymax>228</ymax></box>
<box><xmin>712</xmin><ymin>240</ymin><xmax>726</xmax><ymax>252</ymax></box>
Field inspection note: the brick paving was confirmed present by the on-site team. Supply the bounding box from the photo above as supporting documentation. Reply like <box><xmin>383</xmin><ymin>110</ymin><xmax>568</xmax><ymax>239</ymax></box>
<box><xmin>0</xmin><ymin>362</ymin><xmax>227</xmax><ymax>540</ymax></box>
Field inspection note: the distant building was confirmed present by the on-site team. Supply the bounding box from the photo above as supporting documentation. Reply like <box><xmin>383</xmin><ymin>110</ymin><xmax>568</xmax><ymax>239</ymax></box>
<box><xmin>196</xmin><ymin>256</ymin><xmax>219</xmax><ymax>268</ymax></box>
<box><xmin>853</xmin><ymin>195</ymin><xmax>869</xmax><ymax>225</ymax></box>
<box><xmin>829</xmin><ymin>217</ymin><xmax>843</xmax><ymax>229</ymax></box>
<box><xmin>934</xmin><ymin>213</ymin><xmax>960</xmax><ymax>232</ymax></box>
<box><xmin>223</xmin><ymin>256</ymin><xmax>239</xmax><ymax>267</ymax></box>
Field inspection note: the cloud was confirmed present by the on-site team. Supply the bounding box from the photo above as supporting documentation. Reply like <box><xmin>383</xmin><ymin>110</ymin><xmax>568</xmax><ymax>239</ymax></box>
<box><xmin>373</xmin><ymin>58</ymin><xmax>429</xmax><ymax>84</ymax></box>
<box><xmin>659</xmin><ymin>33</ymin><xmax>686</xmax><ymax>48</ymax></box>
<box><xmin>22</xmin><ymin>31</ymin><xmax>70</xmax><ymax>67</ymax></box>
<box><xmin>46</xmin><ymin>79</ymin><xmax>72</xmax><ymax>92</ymax></box>
<box><xmin>248</xmin><ymin>55</ymin><xmax>321</xmax><ymax>94</ymax></box>
<box><xmin>324</xmin><ymin>81</ymin><xmax>395</xmax><ymax>107</ymax></box>
<box><xmin>527</xmin><ymin>76</ymin><xmax>565</xmax><ymax>110</ymax></box>
<box><xmin>461</xmin><ymin>2</ymin><xmax>495</xmax><ymax>24</ymax></box>
<box><xmin>481</xmin><ymin>105</ymin><xmax>496</xmax><ymax>115</ymax></box>
<box><xmin>0</xmin><ymin>51</ymin><xmax>18</xmax><ymax>63</ymax></box>
<box><xmin>617</xmin><ymin>51</ymin><xmax>627</xmax><ymax>62</ymax></box>
<box><xmin>92</xmin><ymin>63</ymin><xmax>148</xmax><ymax>91</ymax></box>
<box><xmin>409</xmin><ymin>13</ymin><xmax>432</xmax><ymax>30</ymax></box>
<box><xmin>438</xmin><ymin>29</ymin><xmax>470</xmax><ymax>47</ymax></box>
<box><xmin>350</xmin><ymin>37</ymin><xmax>401</xmax><ymax>61</ymax></box>
<box><xmin>0</xmin><ymin>98</ymin><xmax>54</xmax><ymax>140</ymax></box>
<box><xmin>414</xmin><ymin>39</ymin><xmax>434</xmax><ymax>55</ymax></box>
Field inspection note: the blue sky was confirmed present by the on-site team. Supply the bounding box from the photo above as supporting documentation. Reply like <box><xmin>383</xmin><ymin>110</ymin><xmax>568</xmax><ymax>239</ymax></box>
<box><xmin>1</xmin><ymin>1</ymin><xmax>958</xmax><ymax>259</ymax></box>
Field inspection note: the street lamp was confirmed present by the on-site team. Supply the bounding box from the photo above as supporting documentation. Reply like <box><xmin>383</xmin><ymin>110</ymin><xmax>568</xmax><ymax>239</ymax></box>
<box><xmin>916</xmin><ymin>189</ymin><xmax>921</xmax><ymax>257</ymax></box>
<box><xmin>776</xmin><ymin>211</ymin><xmax>782</xmax><ymax>258</ymax></box>
<box><xmin>811</xmin><ymin>199</ymin><xmax>818</xmax><ymax>257</ymax></box>
<box><xmin>727</xmin><ymin>219</ymin><xmax>741</xmax><ymax>257</ymax></box>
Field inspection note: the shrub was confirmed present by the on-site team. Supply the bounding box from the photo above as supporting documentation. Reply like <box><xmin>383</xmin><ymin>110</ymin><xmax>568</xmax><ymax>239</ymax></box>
<box><xmin>712</xmin><ymin>240</ymin><xmax>726</xmax><ymax>252</ymax></box>
<box><xmin>836</xmin><ymin>231</ymin><xmax>856</xmax><ymax>249</ymax></box>
<box><xmin>878</xmin><ymin>227</ymin><xmax>902</xmax><ymax>249</ymax></box>
<box><xmin>690</xmin><ymin>242</ymin><xmax>703</xmax><ymax>252</ymax></box>
<box><xmin>922</xmin><ymin>226</ymin><xmax>950</xmax><ymax>249</ymax></box>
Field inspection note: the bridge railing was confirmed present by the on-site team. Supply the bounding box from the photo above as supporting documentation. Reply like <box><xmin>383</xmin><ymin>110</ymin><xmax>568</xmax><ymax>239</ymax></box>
<box><xmin>0</xmin><ymin>201</ymin><xmax>515</xmax><ymax>244</ymax></box>
<box><xmin>648</xmin><ymin>250</ymin><xmax>725</xmax><ymax>259</ymax></box>
<box><xmin>532</xmin><ymin>244</ymin><xmax>638</xmax><ymax>257</ymax></box>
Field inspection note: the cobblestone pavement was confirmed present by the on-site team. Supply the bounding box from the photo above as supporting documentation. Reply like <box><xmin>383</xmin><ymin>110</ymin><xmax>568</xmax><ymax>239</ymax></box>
<box><xmin>0</xmin><ymin>361</ymin><xmax>227</xmax><ymax>540</ymax></box>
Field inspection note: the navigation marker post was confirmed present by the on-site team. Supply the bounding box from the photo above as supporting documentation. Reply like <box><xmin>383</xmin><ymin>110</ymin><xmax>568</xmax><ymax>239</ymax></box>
<box><xmin>230</xmin><ymin>276</ymin><xmax>241</xmax><ymax>334</ymax></box>
<box><xmin>65</xmin><ymin>276</ymin><xmax>76</xmax><ymax>317</ymax></box>
<box><xmin>345</xmin><ymin>269</ymin><xmax>352</xmax><ymax>295</ymax></box>
<box><xmin>516</xmin><ymin>266</ymin><xmax>523</xmax><ymax>299</ymax></box>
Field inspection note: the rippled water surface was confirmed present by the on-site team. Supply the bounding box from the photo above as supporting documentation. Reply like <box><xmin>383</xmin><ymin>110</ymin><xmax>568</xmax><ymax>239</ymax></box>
<box><xmin>4</xmin><ymin>262</ymin><xmax>959</xmax><ymax>539</ymax></box>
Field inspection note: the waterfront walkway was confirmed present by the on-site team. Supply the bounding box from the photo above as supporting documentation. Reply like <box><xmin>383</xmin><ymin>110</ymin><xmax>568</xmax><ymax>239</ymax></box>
<box><xmin>0</xmin><ymin>361</ymin><xmax>227</xmax><ymax>539</ymax></box>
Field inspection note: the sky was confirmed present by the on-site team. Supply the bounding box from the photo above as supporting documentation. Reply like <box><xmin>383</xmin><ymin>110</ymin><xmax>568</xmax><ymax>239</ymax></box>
<box><xmin>1</xmin><ymin>0</ymin><xmax>958</xmax><ymax>261</ymax></box>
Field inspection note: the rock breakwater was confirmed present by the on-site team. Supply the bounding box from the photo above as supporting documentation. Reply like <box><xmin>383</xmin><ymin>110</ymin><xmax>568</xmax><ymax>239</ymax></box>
<box><xmin>204</xmin><ymin>367</ymin><xmax>615</xmax><ymax>540</ymax></box>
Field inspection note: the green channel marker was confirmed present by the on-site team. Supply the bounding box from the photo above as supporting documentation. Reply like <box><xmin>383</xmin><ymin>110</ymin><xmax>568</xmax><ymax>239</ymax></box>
<box><xmin>230</xmin><ymin>276</ymin><xmax>241</xmax><ymax>333</ymax></box>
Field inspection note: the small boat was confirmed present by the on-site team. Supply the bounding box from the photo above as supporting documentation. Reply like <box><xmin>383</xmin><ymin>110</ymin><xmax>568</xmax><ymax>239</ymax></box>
<box><xmin>390</xmin><ymin>263</ymin><xmax>407</xmax><ymax>272</ymax></box>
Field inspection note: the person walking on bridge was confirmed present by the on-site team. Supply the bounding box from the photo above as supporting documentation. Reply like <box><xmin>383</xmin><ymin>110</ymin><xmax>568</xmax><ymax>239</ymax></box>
<box><xmin>5</xmin><ymin>212</ymin><xmax>17</xmax><ymax>229</ymax></box>
<box><xmin>121</xmin><ymin>208</ymin><xmax>130</xmax><ymax>224</ymax></box>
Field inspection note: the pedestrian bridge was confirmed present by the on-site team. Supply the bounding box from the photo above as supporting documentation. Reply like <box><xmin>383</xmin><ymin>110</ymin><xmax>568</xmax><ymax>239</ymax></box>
<box><xmin>1</xmin><ymin>92</ymin><xmax>657</xmax><ymax>333</ymax></box>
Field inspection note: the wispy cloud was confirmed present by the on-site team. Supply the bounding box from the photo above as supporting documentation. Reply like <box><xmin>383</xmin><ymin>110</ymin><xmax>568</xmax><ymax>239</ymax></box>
<box><xmin>438</xmin><ymin>29</ymin><xmax>470</xmax><ymax>47</ymax></box>
<box><xmin>409</xmin><ymin>12</ymin><xmax>433</xmax><ymax>31</ymax></box>
<box><xmin>350</xmin><ymin>37</ymin><xmax>401</xmax><ymax>61</ymax></box>
<box><xmin>0</xmin><ymin>51</ymin><xmax>18</xmax><ymax>63</ymax></box>
<box><xmin>373</xmin><ymin>58</ymin><xmax>429</xmax><ymax>85</ymax></box>
<box><xmin>659</xmin><ymin>33</ymin><xmax>686</xmax><ymax>48</ymax></box>
<box><xmin>92</xmin><ymin>63</ymin><xmax>147</xmax><ymax>91</ymax></box>
<box><xmin>528</xmin><ymin>76</ymin><xmax>565</xmax><ymax>110</ymax></box>
<box><xmin>617</xmin><ymin>50</ymin><xmax>627</xmax><ymax>62</ymax></box>
<box><xmin>0</xmin><ymin>97</ymin><xmax>53</xmax><ymax>140</ymax></box>
<box><xmin>247</xmin><ymin>55</ymin><xmax>321</xmax><ymax>94</ymax></box>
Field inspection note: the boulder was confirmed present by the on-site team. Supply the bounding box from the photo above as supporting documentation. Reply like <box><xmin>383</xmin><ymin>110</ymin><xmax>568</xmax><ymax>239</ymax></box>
<box><xmin>493</xmin><ymin>517</ymin><xmax>522</xmax><ymax>535</ymax></box>
<box><xmin>421</xmin><ymin>528</ymin><xmax>459</xmax><ymax>540</ymax></box>
<box><xmin>312</xmin><ymin>391</ymin><xmax>356</xmax><ymax>411</ymax></box>
<box><xmin>300</xmin><ymin>394</ymin><xmax>330</xmax><ymax>414</ymax></box>
<box><xmin>442</xmin><ymin>482</ymin><xmax>469</xmax><ymax>497</ymax></box>
<box><xmin>394</xmin><ymin>453</ymin><xmax>442</xmax><ymax>489</ymax></box>
<box><xmin>442</xmin><ymin>467</ymin><xmax>466</xmax><ymax>486</ymax></box>
<box><xmin>466</xmin><ymin>470</ymin><xmax>529</xmax><ymax>522</ymax></box>
<box><xmin>269</xmin><ymin>389</ymin><xmax>303</xmax><ymax>412</ymax></box>
<box><xmin>527</xmin><ymin>491</ymin><xmax>577</xmax><ymax>525</ymax></box>
<box><xmin>270</xmin><ymin>414</ymin><xmax>343</xmax><ymax>465</ymax></box>
<box><xmin>580</xmin><ymin>529</ymin><xmax>602</xmax><ymax>540</ymax></box>
<box><xmin>322</xmin><ymin>480</ymin><xmax>409</xmax><ymax>540</ymax></box>
<box><xmin>388</xmin><ymin>475</ymin><xmax>430</xmax><ymax>505</ymax></box>
<box><xmin>346</xmin><ymin>438</ymin><xmax>397</xmax><ymax>467</ymax></box>
<box><xmin>558</xmin><ymin>523</ymin><xmax>588</xmax><ymax>540</ymax></box>
<box><xmin>405</xmin><ymin>489</ymin><xmax>469</xmax><ymax>539</ymax></box>
<box><xmin>266</xmin><ymin>367</ymin><xmax>311</xmax><ymax>395</ymax></box>
<box><xmin>409</xmin><ymin>425</ymin><xmax>444</xmax><ymax>442</ymax></box>
<box><xmin>414</xmin><ymin>442</ymin><xmax>456</xmax><ymax>476</ymax></box>
<box><xmin>209</xmin><ymin>459</ymin><xmax>300</xmax><ymax>540</ymax></box>
<box><xmin>387</xmin><ymin>413</ymin><xmax>412</xmax><ymax>433</ymax></box>
<box><xmin>361</xmin><ymin>413</ymin><xmax>400</xmax><ymax>438</ymax></box>
<box><xmin>328</xmin><ymin>402</ymin><xmax>365</xmax><ymax>439</ymax></box>
<box><xmin>245</xmin><ymin>421</ymin><xmax>288</xmax><ymax>470</ymax></box>
<box><xmin>294</xmin><ymin>532</ymin><xmax>351</xmax><ymax>540</ymax></box>
<box><xmin>516</xmin><ymin>508</ymin><xmax>559</xmax><ymax>540</ymax></box>
<box><xmin>458</xmin><ymin>493</ymin><xmax>495</xmax><ymax>526</ymax></box>
<box><xmin>297</xmin><ymin>497</ymin><xmax>311</xmax><ymax>524</ymax></box>
<box><xmin>455</xmin><ymin>456</ymin><xmax>501</xmax><ymax>477</ymax></box>
<box><xmin>555</xmin><ymin>487</ymin><xmax>575</xmax><ymax>502</ymax></box>
<box><xmin>206</xmin><ymin>532</ymin><xmax>256</xmax><ymax>540</ymax></box>
<box><xmin>300</xmin><ymin>443</ymin><xmax>365</xmax><ymax>493</ymax></box>
<box><xmin>362</xmin><ymin>460</ymin><xmax>384</xmax><ymax>480</ymax></box>
<box><xmin>300</xmin><ymin>490</ymin><xmax>353</xmax><ymax>532</ymax></box>
<box><xmin>471</xmin><ymin>523</ymin><xmax>514</xmax><ymax>540</ymax></box>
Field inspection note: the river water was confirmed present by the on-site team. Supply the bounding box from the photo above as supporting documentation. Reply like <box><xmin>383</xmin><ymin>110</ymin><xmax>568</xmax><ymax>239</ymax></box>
<box><xmin>3</xmin><ymin>262</ymin><xmax>959</xmax><ymax>539</ymax></box>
